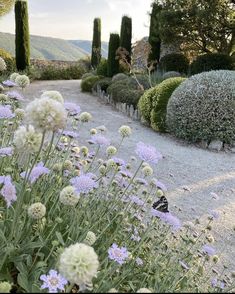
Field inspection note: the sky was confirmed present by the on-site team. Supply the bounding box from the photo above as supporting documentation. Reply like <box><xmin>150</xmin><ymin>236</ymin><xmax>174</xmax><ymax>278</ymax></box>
<box><xmin>0</xmin><ymin>0</ymin><xmax>153</xmax><ymax>42</ymax></box>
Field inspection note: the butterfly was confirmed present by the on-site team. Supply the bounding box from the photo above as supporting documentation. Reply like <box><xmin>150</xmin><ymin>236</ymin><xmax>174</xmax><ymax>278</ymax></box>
<box><xmin>152</xmin><ymin>195</ymin><xmax>169</xmax><ymax>213</ymax></box>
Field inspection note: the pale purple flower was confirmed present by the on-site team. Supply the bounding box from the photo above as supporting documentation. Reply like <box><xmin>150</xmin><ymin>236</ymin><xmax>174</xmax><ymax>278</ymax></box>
<box><xmin>21</xmin><ymin>162</ymin><xmax>50</xmax><ymax>184</ymax></box>
<box><xmin>179</xmin><ymin>260</ymin><xmax>189</xmax><ymax>270</ymax></box>
<box><xmin>108</xmin><ymin>244</ymin><xmax>129</xmax><ymax>265</ymax></box>
<box><xmin>7</xmin><ymin>91</ymin><xmax>24</xmax><ymax>101</ymax></box>
<box><xmin>64</xmin><ymin>102</ymin><xmax>81</xmax><ymax>116</ymax></box>
<box><xmin>135</xmin><ymin>177</ymin><xmax>148</xmax><ymax>186</ymax></box>
<box><xmin>136</xmin><ymin>257</ymin><xmax>144</xmax><ymax>266</ymax></box>
<box><xmin>129</xmin><ymin>195</ymin><xmax>145</xmax><ymax>207</ymax></box>
<box><xmin>151</xmin><ymin>179</ymin><xmax>167</xmax><ymax>192</ymax></box>
<box><xmin>70</xmin><ymin>173</ymin><xmax>98</xmax><ymax>194</ymax></box>
<box><xmin>88</xmin><ymin>134</ymin><xmax>110</xmax><ymax>147</ymax></box>
<box><xmin>62</xmin><ymin>130</ymin><xmax>79</xmax><ymax>139</ymax></box>
<box><xmin>119</xmin><ymin>167</ymin><xmax>132</xmax><ymax>178</ymax></box>
<box><xmin>0</xmin><ymin>147</ymin><xmax>13</xmax><ymax>157</ymax></box>
<box><xmin>211</xmin><ymin>278</ymin><xmax>225</xmax><ymax>289</ymax></box>
<box><xmin>151</xmin><ymin>209</ymin><xmax>181</xmax><ymax>231</ymax></box>
<box><xmin>40</xmin><ymin>269</ymin><xmax>68</xmax><ymax>293</ymax></box>
<box><xmin>135</xmin><ymin>142</ymin><xmax>162</xmax><ymax>164</ymax></box>
<box><xmin>0</xmin><ymin>105</ymin><xmax>15</xmax><ymax>119</ymax></box>
<box><xmin>112</xmin><ymin>157</ymin><xmax>126</xmax><ymax>167</ymax></box>
<box><xmin>0</xmin><ymin>175</ymin><xmax>17</xmax><ymax>207</ymax></box>
<box><xmin>209</xmin><ymin>210</ymin><xmax>220</xmax><ymax>220</ymax></box>
<box><xmin>210</xmin><ymin>192</ymin><xmax>219</xmax><ymax>200</ymax></box>
<box><xmin>2</xmin><ymin>80</ymin><xmax>17</xmax><ymax>87</ymax></box>
<box><xmin>202</xmin><ymin>244</ymin><xmax>216</xmax><ymax>256</ymax></box>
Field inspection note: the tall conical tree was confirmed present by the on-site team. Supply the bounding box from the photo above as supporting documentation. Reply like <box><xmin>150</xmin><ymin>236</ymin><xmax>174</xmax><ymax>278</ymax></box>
<box><xmin>148</xmin><ymin>2</ymin><xmax>162</xmax><ymax>65</ymax></box>
<box><xmin>91</xmin><ymin>18</ymin><xmax>101</xmax><ymax>69</ymax></box>
<box><xmin>107</xmin><ymin>33</ymin><xmax>120</xmax><ymax>77</ymax></box>
<box><xmin>120</xmin><ymin>15</ymin><xmax>132</xmax><ymax>63</ymax></box>
<box><xmin>15</xmin><ymin>0</ymin><xmax>30</xmax><ymax>71</ymax></box>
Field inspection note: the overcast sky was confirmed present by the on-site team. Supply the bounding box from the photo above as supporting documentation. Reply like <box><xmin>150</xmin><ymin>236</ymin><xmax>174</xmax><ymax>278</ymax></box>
<box><xmin>0</xmin><ymin>0</ymin><xmax>152</xmax><ymax>41</ymax></box>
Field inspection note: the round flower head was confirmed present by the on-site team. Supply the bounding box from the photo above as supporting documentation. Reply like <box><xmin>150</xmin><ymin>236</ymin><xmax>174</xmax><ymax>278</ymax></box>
<box><xmin>70</xmin><ymin>174</ymin><xmax>98</xmax><ymax>194</ymax></box>
<box><xmin>28</xmin><ymin>202</ymin><xmax>46</xmax><ymax>220</ymax></box>
<box><xmin>88</xmin><ymin>134</ymin><xmax>110</xmax><ymax>147</ymax></box>
<box><xmin>80</xmin><ymin>146</ymin><xmax>89</xmax><ymax>156</ymax></box>
<box><xmin>79</xmin><ymin>112</ymin><xmax>92</xmax><ymax>122</ymax></box>
<box><xmin>2</xmin><ymin>80</ymin><xmax>17</xmax><ymax>87</ymax></box>
<box><xmin>0</xmin><ymin>176</ymin><xmax>17</xmax><ymax>208</ymax></box>
<box><xmin>0</xmin><ymin>281</ymin><xmax>12</xmax><ymax>293</ymax></box>
<box><xmin>202</xmin><ymin>244</ymin><xmax>216</xmax><ymax>256</ymax></box>
<box><xmin>119</xmin><ymin>125</ymin><xmax>132</xmax><ymax>137</ymax></box>
<box><xmin>0</xmin><ymin>105</ymin><xmax>15</xmax><ymax>119</ymax></box>
<box><xmin>7</xmin><ymin>91</ymin><xmax>24</xmax><ymax>101</ymax></box>
<box><xmin>136</xmin><ymin>142</ymin><xmax>162</xmax><ymax>164</ymax></box>
<box><xmin>108</xmin><ymin>243</ymin><xmax>129</xmax><ymax>265</ymax></box>
<box><xmin>25</xmin><ymin>97</ymin><xmax>67</xmax><ymax>131</ymax></box>
<box><xmin>84</xmin><ymin>231</ymin><xmax>97</xmax><ymax>246</ymax></box>
<box><xmin>15</xmin><ymin>75</ymin><xmax>30</xmax><ymax>89</ymax></box>
<box><xmin>14</xmin><ymin>108</ymin><xmax>25</xmax><ymax>120</ymax></box>
<box><xmin>64</xmin><ymin>102</ymin><xmax>81</xmax><ymax>116</ymax></box>
<box><xmin>137</xmin><ymin>288</ymin><xmax>152</xmax><ymax>293</ymax></box>
<box><xmin>0</xmin><ymin>147</ymin><xmax>13</xmax><ymax>157</ymax></box>
<box><xmin>58</xmin><ymin>243</ymin><xmax>99</xmax><ymax>285</ymax></box>
<box><xmin>41</xmin><ymin>91</ymin><xmax>64</xmax><ymax>104</ymax></box>
<box><xmin>59</xmin><ymin>186</ymin><xmax>80</xmax><ymax>206</ymax></box>
<box><xmin>13</xmin><ymin>125</ymin><xmax>43</xmax><ymax>154</ymax></box>
<box><xmin>106</xmin><ymin>146</ymin><xmax>117</xmax><ymax>156</ymax></box>
<box><xmin>0</xmin><ymin>57</ymin><xmax>6</xmax><ymax>72</ymax></box>
<box><xmin>142</xmin><ymin>165</ymin><xmax>153</xmax><ymax>176</ymax></box>
<box><xmin>0</xmin><ymin>94</ymin><xmax>8</xmax><ymax>102</ymax></box>
<box><xmin>40</xmin><ymin>269</ymin><xmax>68</xmax><ymax>293</ymax></box>
<box><xmin>21</xmin><ymin>162</ymin><xmax>50</xmax><ymax>184</ymax></box>
<box><xmin>10</xmin><ymin>72</ymin><xmax>20</xmax><ymax>82</ymax></box>
<box><xmin>90</xmin><ymin>128</ymin><xmax>97</xmax><ymax>135</ymax></box>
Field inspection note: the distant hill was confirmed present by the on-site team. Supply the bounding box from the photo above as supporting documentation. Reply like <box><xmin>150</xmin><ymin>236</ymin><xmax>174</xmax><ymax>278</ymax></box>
<box><xmin>0</xmin><ymin>32</ymin><xmax>108</xmax><ymax>61</ymax></box>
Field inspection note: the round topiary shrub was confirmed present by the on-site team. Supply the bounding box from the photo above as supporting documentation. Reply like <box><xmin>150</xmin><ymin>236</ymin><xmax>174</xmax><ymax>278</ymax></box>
<box><xmin>162</xmin><ymin>71</ymin><xmax>181</xmax><ymax>80</ymax></box>
<box><xmin>112</xmin><ymin>73</ymin><xmax>129</xmax><ymax>83</ymax></box>
<box><xmin>92</xmin><ymin>77</ymin><xmax>112</xmax><ymax>92</ymax></box>
<box><xmin>150</xmin><ymin>77</ymin><xmax>186</xmax><ymax>132</ymax></box>
<box><xmin>0</xmin><ymin>48</ymin><xmax>15</xmax><ymax>72</ymax></box>
<box><xmin>113</xmin><ymin>88</ymin><xmax>144</xmax><ymax>109</ymax></box>
<box><xmin>166</xmin><ymin>70</ymin><xmax>235</xmax><ymax>144</ymax></box>
<box><xmin>81</xmin><ymin>75</ymin><xmax>102</xmax><ymax>92</ymax></box>
<box><xmin>97</xmin><ymin>59</ymin><xmax>108</xmax><ymax>76</ymax></box>
<box><xmin>190</xmin><ymin>53</ymin><xmax>234</xmax><ymax>74</ymax></box>
<box><xmin>81</xmin><ymin>72</ymin><xmax>94</xmax><ymax>80</ymax></box>
<box><xmin>160</xmin><ymin>53</ymin><xmax>189</xmax><ymax>74</ymax></box>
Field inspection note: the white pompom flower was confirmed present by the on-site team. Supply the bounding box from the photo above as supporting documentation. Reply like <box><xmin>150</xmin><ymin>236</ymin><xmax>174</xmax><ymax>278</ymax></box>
<box><xmin>41</xmin><ymin>91</ymin><xmax>64</xmax><ymax>104</ymax></box>
<box><xmin>118</xmin><ymin>125</ymin><xmax>132</xmax><ymax>137</ymax></box>
<box><xmin>10</xmin><ymin>72</ymin><xmax>20</xmax><ymax>82</ymax></box>
<box><xmin>28</xmin><ymin>202</ymin><xmax>46</xmax><ymax>220</ymax></box>
<box><xmin>59</xmin><ymin>186</ymin><xmax>80</xmax><ymax>206</ymax></box>
<box><xmin>0</xmin><ymin>57</ymin><xmax>6</xmax><ymax>72</ymax></box>
<box><xmin>25</xmin><ymin>97</ymin><xmax>67</xmax><ymax>131</ymax></box>
<box><xmin>59</xmin><ymin>243</ymin><xmax>99</xmax><ymax>286</ymax></box>
<box><xmin>15</xmin><ymin>75</ymin><xmax>30</xmax><ymax>89</ymax></box>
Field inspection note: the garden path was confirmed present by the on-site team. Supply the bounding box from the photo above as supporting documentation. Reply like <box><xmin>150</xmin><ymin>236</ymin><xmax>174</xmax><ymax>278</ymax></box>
<box><xmin>25</xmin><ymin>80</ymin><xmax>235</xmax><ymax>271</ymax></box>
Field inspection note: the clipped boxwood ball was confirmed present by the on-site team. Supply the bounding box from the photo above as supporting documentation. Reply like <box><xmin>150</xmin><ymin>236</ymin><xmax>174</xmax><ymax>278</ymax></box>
<box><xmin>166</xmin><ymin>70</ymin><xmax>235</xmax><ymax>143</ymax></box>
<box><xmin>81</xmin><ymin>75</ymin><xmax>102</xmax><ymax>92</ymax></box>
<box><xmin>150</xmin><ymin>77</ymin><xmax>186</xmax><ymax>132</ymax></box>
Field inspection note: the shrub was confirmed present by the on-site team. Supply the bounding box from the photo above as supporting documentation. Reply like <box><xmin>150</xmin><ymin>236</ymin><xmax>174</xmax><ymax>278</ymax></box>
<box><xmin>150</xmin><ymin>77</ymin><xmax>186</xmax><ymax>132</ymax></box>
<box><xmin>162</xmin><ymin>71</ymin><xmax>181</xmax><ymax>80</ymax></box>
<box><xmin>190</xmin><ymin>53</ymin><xmax>234</xmax><ymax>74</ymax></box>
<box><xmin>81</xmin><ymin>75</ymin><xmax>102</xmax><ymax>92</ymax></box>
<box><xmin>92</xmin><ymin>77</ymin><xmax>112</xmax><ymax>92</ymax></box>
<box><xmin>82</xmin><ymin>72</ymin><xmax>94</xmax><ymax>80</ymax></box>
<box><xmin>97</xmin><ymin>59</ymin><xmax>108</xmax><ymax>76</ymax></box>
<box><xmin>112</xmin><ymin>73</ymin><xmax>129</xmax><ymax>83</ymax></box>
<box><xmin>138</xmin><ymin>87</ymin><xmax>158</xmax><ymax>124</ymax></box>
<box><xmin>159</xmin><ymin>53</ymin><xmax>189</xmax><ymax>74</ymax></box>
<box><xmin>39</xmin><ymin>65</ymin><xmax>85</xmax><ymax>80</ymax></box>
<box><xmin>114</xmin><ymin>88</ymin><xmax>144</xmax><ymax>108</ymax></box>
<box><xmin>0</xmin><ymin>48</ymin><xmax>15</xmax><ymax>72</ymax></box>
<box><xmin>133</xmin><ymin>74</ymin><xmax>151</xmax><ymax>90</ymax></box>
<box><xmin>166</xmin><ymin>70</ymin><xmax>235</xmax><ymax>144</ymax></box>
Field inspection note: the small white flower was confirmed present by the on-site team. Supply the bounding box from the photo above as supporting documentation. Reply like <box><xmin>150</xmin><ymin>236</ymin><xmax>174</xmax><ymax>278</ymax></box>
<box><xmin>14</xmin><ymin>108</ymin><xmax>25</xmax><ymax>120</ymax></box>
<box><xmin>83</xmin><ymin>231</ymin><xmax>97</xmax><ymax>246</ymax></box>
<box><xmin>15</xmin><ymin>75</ymin><xmax>30</xmax><ymax>88</ymax></box>
<box><xmin>119</xmin><ymin>125</ymin><xmax>132</xmax><ymax>137</ymax></box>
<box><xmin>59</xmin><ymin>186</ymin><xmax>80</xmax><ymax>206</ymax></box>
<box><xmin>0</xmin><ymin>57</ymin><xmax>6</xmax><ymax>72</ymax></box>
<box><xmin>0</xmin><ymin>281</ymin><xmax>12</xmax><ymax>293</ymax></box>
<box><xmin>90</xmin><ymin>128</ymin><xmax>97</xmax><ymax>135</ymax></box>
<box><xmin>142</xmin><ymin>165</ymin><xmax>153</xmax><ymax>176</ymax></box>
<box><xmin>59</xmin><ymin>243</ymin><xmax>99</xmax><ymax>285</ymax></box>
<box><xmin>106</xmin><ymin>146</ymin><xmax>117</xmax><ymax>156</ymax></box>
<box><xmin>79</xmin><ymin>112</ymin><xmax>92</xmax><ymax>122</ymax></box>
<box><xmin>28</xmin><ymin>202</ymin><xmax>46</xmax><ymax>219</ymax></box>
<box><xmin>41</xmin><ymin>91</ymin><xmax>64</xmax><ymax>104</ymax></box>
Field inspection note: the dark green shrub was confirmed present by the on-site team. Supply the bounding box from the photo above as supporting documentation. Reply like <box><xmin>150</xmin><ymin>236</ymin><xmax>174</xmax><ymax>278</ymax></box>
<box><xmin>39</xmin><ymin>65</ymin><xmax>85</xmax><ymax>80</ymax></box>
<box><xmin>190</xmin><ymin>53</ymin><xmax>234</xmax><ymax>74</ymax></box>
<box><xmin>114</xmin><ymin>88</ymin><xmax>144</xmax><ymax>108</ymax></box>
<box><xmin>159</xmin><ymin>53</ymin><xmax>189</xmax><ymax>74</ymax></box>
<box><xmin>82</xmin><ymin>72</ymin><xmax>94</xmax><ymax>80</ymax></box>
<box><xmin>92</xmin><ymin>78</ymin><xmax>112</xmax><ymax>92</ymax></box>
<box><xmin>150</xmin><ymin>77</ymin><xmax>186</xmax><ymax>132</ymax></box>
<box><xmin>0</xmin><ymin>48</ymin><xmax>15</xmax><ymax>72</ymax></box>
<box><xmin>162</xmin><ymin>71</ymin><xmax>181</xmax><ymax>80</ymax></box>
<box><xmin>107</xmin><ymin>33</ymin><xmax>120</xmax><ymax>77</ymax></box>
<box><xmin>112</xmin><ymin>73</ymin><xmax>129</xmax><ymax>83</ymax></box>
<box><xmin>132</xmin><ymin>74</ymin><xmax>151</xmax><ymax>90</ymax></box>
<box><xmin>81</xmin><ymin>75</ymin><xmax>102</xmax><ymax>92</ymax></box>
<box><xmin>15</xmin><ymin>0</ymin><xmax>30</xmax><ymax>71</ymax></box>
<box><xmin>120</xmin><ymin>16</ymin><xmax>132</xmax><ymax>63</ymax></box>
<box><xmin>97</xmin><ymin>59</ymin><xmax>108</xmax><ymax>76</ymax></box>
<box><xmin>91</xmin><ymin>18</ymin><xmax>102</xmax><ymax>68</ymax></box>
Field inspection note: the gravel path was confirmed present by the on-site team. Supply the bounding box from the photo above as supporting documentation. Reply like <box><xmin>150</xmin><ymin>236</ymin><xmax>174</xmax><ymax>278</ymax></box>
<box><xmin>25</xmin><ymin>80</ymin><xmax>235</xmax><ymax>270</ymax></box>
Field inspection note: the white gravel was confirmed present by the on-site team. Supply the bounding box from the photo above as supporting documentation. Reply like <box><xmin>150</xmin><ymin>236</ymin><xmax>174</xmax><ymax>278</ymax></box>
<box><xmin>25</xmin><ymin>80</ymin><xmax>235</xmax><ymax>271</ymax></box>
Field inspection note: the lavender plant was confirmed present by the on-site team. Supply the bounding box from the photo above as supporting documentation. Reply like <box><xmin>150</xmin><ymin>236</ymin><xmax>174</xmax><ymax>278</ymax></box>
<box><xmin>0</xmin><ymin>68</ymin><xmax>234</xmax><ymax>293</ymax></box>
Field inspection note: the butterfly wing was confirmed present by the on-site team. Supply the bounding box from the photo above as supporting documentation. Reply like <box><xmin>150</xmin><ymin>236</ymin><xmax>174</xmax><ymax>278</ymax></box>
<box><xmin>153</xmin><ymin>196</ymin><xmax>169</xmax><ymax>213</ymax></box>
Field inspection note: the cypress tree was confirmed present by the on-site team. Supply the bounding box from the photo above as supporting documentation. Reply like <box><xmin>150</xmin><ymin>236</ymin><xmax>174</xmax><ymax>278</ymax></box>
<box><xmin>120</xmin><ymin>15</ymin><xmax>132</xmax><ymax>63</ymax></box>
<box><xmin>107</xmin><ymin>33</ymin><xmax>120</xmax><ymax>77</ymax></box>
<box><xmin>91</xmin><ymin>18</ymin><xmax>102</xmax><ymax>68</ymax></box>
<box><xmin>15</xmin><ymin>0</ymin><xmax>30</xmax><ymax>71</ymax></box>
<box><xmin>148</xmin><ymin>3</ymin><xmax>162</xmax><ymax>65</ymax></box>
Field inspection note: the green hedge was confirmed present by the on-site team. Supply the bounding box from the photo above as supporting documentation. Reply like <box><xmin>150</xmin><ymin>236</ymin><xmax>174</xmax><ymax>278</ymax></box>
<box><xmin>160</xmin><ymin>53</ymin><xmax>189</xmax><ymax>74</ymax></box>
<box><xmin>150</xmin><ymin>77</ymin><xmax>186</xmax><ymax>132</ymax></box>
<box><xmin>39</xmin><ymin>65</ymin><xmax>86</xmax><ymax>80</ymax></box>
<box><xmin>97</xmin><ymin>59</ymin><xmax>108</xmax><ymax>76</ymax></box>
<box><xmin>81</xmin><ymin>75</ymin><xmax>103</xmax><ymax>92</ymax></box>
<box><xmin>0</xmin><ymin>48</ymin><xmax>15</xmax><ymax>72</ymax></box>
<box><xmin>93</xmin><ymin>78</ymin><xmax>112</xmax><ymax>92</ymax></box>
<box><xmin>190</xmin><ymin>53</ymin><xmax>234</xmax><ymax>74</ymax></box>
